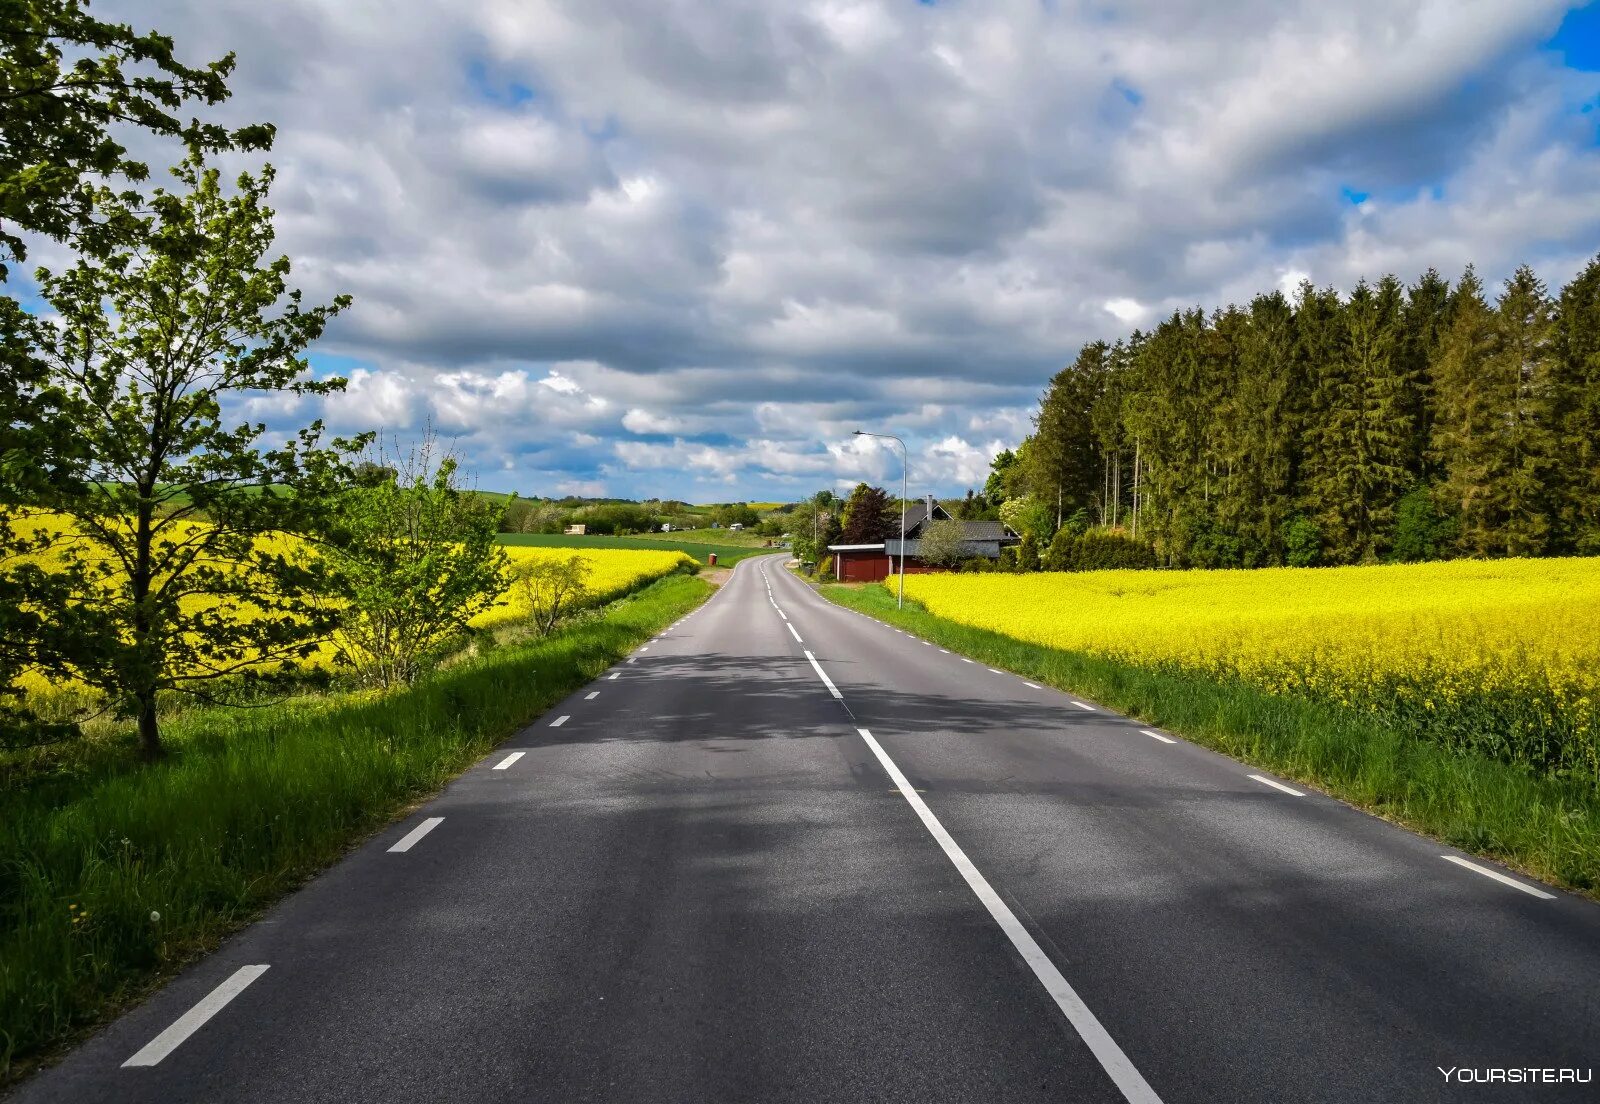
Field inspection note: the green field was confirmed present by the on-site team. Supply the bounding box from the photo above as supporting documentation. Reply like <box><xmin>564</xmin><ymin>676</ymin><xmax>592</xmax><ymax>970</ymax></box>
<box><xmin>496</xmin><ymin>531</ymin><xmax>773</xmax><ymax>566</ymax></box>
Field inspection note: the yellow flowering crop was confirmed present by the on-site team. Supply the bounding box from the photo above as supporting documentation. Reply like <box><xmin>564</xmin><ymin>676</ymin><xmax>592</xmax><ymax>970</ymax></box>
<box><xmin>4</xmin><ymin>513</ymin><xmax>692</xmax><ymax>693</ymax></box>
<box><xmin>476</xmin><ymin>546</ymin><xmax>693</xmax><ymax>629</ymax></box>
<box><xmin>893</xmin><ymin>559</ymin><xmax>1600</xmax><ymax>779</ymax></box>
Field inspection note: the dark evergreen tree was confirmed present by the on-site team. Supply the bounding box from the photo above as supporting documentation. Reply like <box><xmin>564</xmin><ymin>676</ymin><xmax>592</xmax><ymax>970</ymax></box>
<box><xmin>838</xmin><ymin>483</ymin><xmax>897</xmax><ymax>544</ymax></box>
<box><xmin>1555</xmin><ymin>255</ymin><xmax>1600</xmax><ymax>552</ymax></box>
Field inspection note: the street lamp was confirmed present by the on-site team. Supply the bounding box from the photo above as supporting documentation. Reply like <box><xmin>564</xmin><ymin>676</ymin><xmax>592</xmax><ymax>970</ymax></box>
<box><xmin>853</xmin><ymin>429</ymin><xmax>907</xmax><ymax>609</ymax></box>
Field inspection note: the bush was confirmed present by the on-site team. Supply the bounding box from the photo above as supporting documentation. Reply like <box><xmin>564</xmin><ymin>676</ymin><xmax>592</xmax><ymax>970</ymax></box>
<box><xmin>1283</xmin><ymin>514</ymin><xmax>1322</xmax><ymax>568</ymax></box>
<box><xmin>1016</xmin><ymin>533</ymin><xmax>1040</xmax><ymax>572</ymax></box>
<box><xmin>1390</xmin><ymin>485</ymin><xmax>1457</xmax><ymax>563</ymax></box>
<box><xmin>1040</xmin><ymin>529</ymin><xmax>1157</xmax><ymax>572</ymax></box>
<box><xmin>958</xmin><ymin>556</ymin><xmax>995</xmax><ymax>573</ymax></box>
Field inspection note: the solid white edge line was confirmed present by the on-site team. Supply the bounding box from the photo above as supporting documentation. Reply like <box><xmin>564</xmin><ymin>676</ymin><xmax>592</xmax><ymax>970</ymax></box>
<box><xmin>585</xmin><ymin>691</ymin><xmax>599</xmax><ymax>700</ymax></box>
<box><xmin>1441</xmin><ymin>854</ymin><xmax>1556</xmax><ymax>899</ymax></box>
<box><xmin>494</xmin><ymin>751</ymin><xmax>525</xmax><ymax>770</ymax></box>
<box><xmin>854</xmin><ymin>727</ymin><xmax>1162</xmax><ymax>1104</ymax></box>
<box><xmin>550</xmin><ymin>715</ymin><xmax>570</xmax><ymax>728</ymax></box>
<box><xmin>1140</xmin><ymin>729</ymin><xmax>1177</xmax><ymax>744</ymax></box>
<box><xmin>787</xmin><ymin>623</ymin><xmax>803</xmax><ymax>643</ymax></box>
<box><xmin>1248</xmin><ymin>774</ymin><xmax>1304</xmax><ymax>797</ymax></box>
<box><xmin>122</xmin><ymin>965</ymin><xmax>270</xmax><ymax>1067</ymax></box>
<box><xmin>388</xmin><ymin>816</ymin><xmax>444</xmax><ymax>853</ymax></box>
<box><xmin>803</xmin><ymin>650</ymin><xmax>843</xmax><ymax>699</ymax></box>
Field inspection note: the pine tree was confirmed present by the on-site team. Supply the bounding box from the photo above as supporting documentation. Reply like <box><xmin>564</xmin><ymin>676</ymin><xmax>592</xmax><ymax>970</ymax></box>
<box><xmin>1028</xmin><ymin>343</ymin><xmax>1105</xmax><ymax>529</ymax></box>
<box><xmin>1400</xmin><ymin>268</ymin><xmax>1453</xmax><ymax>479</ymax></box>
<box><xmin>1491</xmin><ymin>266</ymin><xmax>1560</xmax><ymax>555</ymax></box>
<box><xmin>1554</xmin><ymin>255</ymin><xmax>1600</xmax><ymax>552</ymax></box>
<box><xmin>1432</xmin><ymin>268</ymin><xmax>1500</xmax><ymax>554</ymax></box>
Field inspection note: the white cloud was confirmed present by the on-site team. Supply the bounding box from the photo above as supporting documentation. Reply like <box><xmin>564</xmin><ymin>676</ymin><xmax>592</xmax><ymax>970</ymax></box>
<box><xmin>91</xmin><ymin>0</ymin><xmax>1600</xmax><ymax>500</ymax></box>
<box><xmin>1103</xmin><ymin>298</ymin><xmax>1147</xmax><ymax>324</ymax></box>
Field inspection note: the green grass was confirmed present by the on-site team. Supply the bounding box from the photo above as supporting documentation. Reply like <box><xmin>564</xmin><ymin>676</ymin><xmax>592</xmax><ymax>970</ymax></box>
<box><xmin>496</xmin><ymin>531</ymin><xmax>770</xmax><ymax>565</ymax></box>
<box><xmin>0</xmin><ymin>573</ymin><xmax>711</xmax><ymax>1082</ymax></box>
<box><xmin>820</xmin><ymin>582</ymin><xmax>1600</xmax><ymax>898</ymax></box>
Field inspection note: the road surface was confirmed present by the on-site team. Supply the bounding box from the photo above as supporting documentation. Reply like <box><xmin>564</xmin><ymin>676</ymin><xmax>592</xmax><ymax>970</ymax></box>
<box><xmin>15</xmin><ymin>554</ymin><xmax>1600</xmax><ymax>1102</ymax></box>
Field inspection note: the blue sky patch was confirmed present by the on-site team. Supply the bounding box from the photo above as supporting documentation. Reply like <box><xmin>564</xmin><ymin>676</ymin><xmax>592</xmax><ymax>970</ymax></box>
<box><xmin>1548</xmin><ymin>3</ymin><xmax>1600</xmax><ymax>71</ymax></box>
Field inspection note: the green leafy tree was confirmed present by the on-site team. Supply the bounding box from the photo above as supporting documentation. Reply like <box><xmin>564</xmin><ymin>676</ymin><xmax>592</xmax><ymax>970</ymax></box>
<box><xmin>512</xmin><ymin>553</ymin><xmax>592</xmax><ymax>636</ymax></box>
<box><xmin>1389</xmin><ymin>485</ymin><xmax>1457</xmax><ymax>562</ymax></box>
<box><xmin>998</xmin><ymin>495</ymin><xmax>1052</xmax><ymax>545</ymax></box>
<box><xmin>27</xmin><ymin>155</ymin><xmax>351</xmax><ymax>758</ymax></box>
<box><xmin>1</xmin><ymin>0</ymin><xmax>268</xmax><ymax>744</ymax></box>
<box><xmin>0</xmin><ymin>0</ymin><xmax>271</xmax><ymax>268</ymax></box>
<box><xmin>984</xmin><ymin>448</ymin><xmax>1018</xmax><ymax>501</ymax></box>
<box><xmin>916</xmin><ymin>518</ymin><xmax>966</xmax><ymax>567</ymax></box>
<box><xmin>319</xmin><ymin>439</ymin><xmax>508</xmax><ymax>688</ymax></box>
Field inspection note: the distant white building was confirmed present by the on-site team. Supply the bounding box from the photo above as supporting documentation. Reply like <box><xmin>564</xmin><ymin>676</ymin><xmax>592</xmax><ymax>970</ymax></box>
<box><xmin>729</xmin><ymin>523</ymin><xmax>744</xmax><ymax>531</ymax></box>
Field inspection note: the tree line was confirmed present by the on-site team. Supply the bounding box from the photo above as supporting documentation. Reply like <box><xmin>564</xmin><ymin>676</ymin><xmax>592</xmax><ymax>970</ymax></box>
<box><xmin>997</xmin><ymin>262</ymin><xmax>1600</xmax><ymax>567</ymax></box>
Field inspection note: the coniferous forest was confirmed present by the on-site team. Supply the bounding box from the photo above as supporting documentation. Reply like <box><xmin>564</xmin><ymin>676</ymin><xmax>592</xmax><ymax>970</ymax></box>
<box><xmin>1008</xmin><ymin>258</ymin><xmax>1600</xmax><ymax>567</ymax></box>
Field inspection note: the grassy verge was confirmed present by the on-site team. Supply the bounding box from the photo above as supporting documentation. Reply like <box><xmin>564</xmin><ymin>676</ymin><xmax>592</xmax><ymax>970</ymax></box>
<box><xmin>495</xmin><ymin>531</ymin><xmax>767</xmax><ymax>566</ymax></box>
<box><xmin>0</xmin><ymin>573</ymin><xmax>710</xmax><ymax>1082</ymax></box>
<box><xmin>821</xmin><ymin>582</ymin><xmax>1600</xmax><ymax>897</ymax></box>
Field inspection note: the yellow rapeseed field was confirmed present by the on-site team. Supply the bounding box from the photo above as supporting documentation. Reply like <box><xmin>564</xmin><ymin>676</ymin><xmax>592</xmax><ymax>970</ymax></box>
<box><xmin>893</xmin><ymin>559</ymin><xmax>1600</xmax><ymax>777</ymax></box>
<box><xmin>4</xmin><ymin>513</ymin><xmax>692</xmax><ymax>692</ymax></box>
<box><xmin>477</xmin><ymin>545</ymin><xmax>693</xmax><ymax>629</ymax></box>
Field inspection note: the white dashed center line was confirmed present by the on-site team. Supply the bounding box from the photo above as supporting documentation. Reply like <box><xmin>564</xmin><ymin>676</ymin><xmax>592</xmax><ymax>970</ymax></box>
<box><xmin>787</xmin><ymin>623</ymin><xmax>804</xmax><ymax>643</ymax></box>
<box><xmin>1071</xmin><ymin>701</ymin><xmax>1095</xmax><ymax>711</ymax></box>
<box><xmin>388</xmin><ymin>817</ymin><xmax>444</xmax><ymax>853</ymax></box>
<box><xmin>1140</xmin><ymin>729</ymin><xmax>1177</xmax><ymax>745</ymax></box>
<box><xmin>1441</xmin><ymin>855</ymin><xmax>1555</xmax><ymax>899</ymax></box>
<box><xmin>1248</xmin><ymin>774</ymin><xmax>1303</xmax><ymax>797</ymax></box>
<box><xmin>550</xmin><ymin>715</ymin><xmax>570</xmax><ymax>728</ymax></box>
<box><xmin>122</xmin><ymin>965</ymin><xmax>270</xmax><ymax>1068</ymax></box>
<box><xmin>494</xmin><ymin>751</ymin><xmax>525</xmax><ymax>770</ymax></box>
<box><xmin>585</xmin><ymin>691</ymin><xmax>599</xmax><ymax>700</ymax></box>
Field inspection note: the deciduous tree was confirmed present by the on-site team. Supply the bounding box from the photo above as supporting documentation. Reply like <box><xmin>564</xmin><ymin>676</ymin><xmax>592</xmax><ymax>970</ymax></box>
<box><xmin>28</xmin><ymin>156</ymin><xmax>351</xmax><ymax>758</ymax></box>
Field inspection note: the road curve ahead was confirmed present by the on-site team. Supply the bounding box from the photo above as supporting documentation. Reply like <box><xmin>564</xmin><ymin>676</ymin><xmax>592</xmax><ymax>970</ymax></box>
<box><xmin>17</xmin><ymin>555</ymin><xmax>1600</xmax><ymax>1103</ymax></box>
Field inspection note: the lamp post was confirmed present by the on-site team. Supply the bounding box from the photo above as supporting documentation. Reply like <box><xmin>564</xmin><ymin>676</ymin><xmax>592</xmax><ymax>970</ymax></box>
<box><xmin>852</xmin><ymin>429</ymin><xmax>907</xmax><ymax>609</ymax></box>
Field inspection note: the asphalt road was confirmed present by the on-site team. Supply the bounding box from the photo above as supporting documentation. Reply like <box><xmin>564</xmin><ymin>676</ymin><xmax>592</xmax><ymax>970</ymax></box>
<box><xmin>15</xmin><ymin>555</ymin><xmax>1600</xmax><ymax>1103</ymax></box>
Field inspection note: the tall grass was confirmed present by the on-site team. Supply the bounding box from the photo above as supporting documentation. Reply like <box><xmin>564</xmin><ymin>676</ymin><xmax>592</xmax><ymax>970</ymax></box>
<box><xmin>822</xmin><ymin>582</ymin><xmax>1600</xmax><ymax>897</ymax></box>
<box><xmin>0</xmin><ymin>573</ymin><xmax>709</xmax><ymax>1080</ymax></box>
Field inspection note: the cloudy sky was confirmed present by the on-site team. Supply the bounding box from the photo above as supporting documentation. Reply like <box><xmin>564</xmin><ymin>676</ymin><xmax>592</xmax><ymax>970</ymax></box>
<box><xmin>87</xmin><ymin>0</ymin><xmax>1600</xmax><ymax>501</ymax></box>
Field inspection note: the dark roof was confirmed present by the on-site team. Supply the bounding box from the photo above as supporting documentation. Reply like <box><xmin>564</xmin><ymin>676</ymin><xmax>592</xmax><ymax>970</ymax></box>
<box><xmin>901</xmin><ymin>501</ymin><xmax>953</xmax><ymax>536</ymax></box>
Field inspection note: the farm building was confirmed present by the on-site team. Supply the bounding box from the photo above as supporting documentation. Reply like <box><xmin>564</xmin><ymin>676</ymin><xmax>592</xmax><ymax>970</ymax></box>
<box><xmin>828</xmin><ymin>497</ymin><xmax>1017</xmax><ymax>582</ymax></box>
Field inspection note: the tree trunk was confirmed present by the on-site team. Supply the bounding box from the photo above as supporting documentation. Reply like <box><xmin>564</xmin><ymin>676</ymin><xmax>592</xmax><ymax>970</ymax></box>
<box><xmin>137</xmin><ymin>694</ymin><xmax>163</xmax><ymax>760</ymax></box>
<box><xmin>133</xmin><ymin>487</ymin><xmax>162</xmax><ymax>760</ymax></box>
